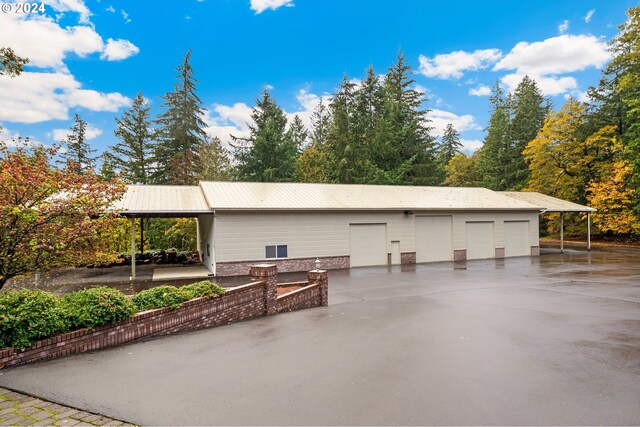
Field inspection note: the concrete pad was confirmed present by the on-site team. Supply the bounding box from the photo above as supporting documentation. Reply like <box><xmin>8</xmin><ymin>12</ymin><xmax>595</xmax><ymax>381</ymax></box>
<box><xmin>0</xmin><ymin>246</ymin><xmax>639</xmax><ymax>425</ymax></box>
<box><xmin>151</xmin><ymin>266</ymin><xmax>213</xmax><ymax>282</ymax></box>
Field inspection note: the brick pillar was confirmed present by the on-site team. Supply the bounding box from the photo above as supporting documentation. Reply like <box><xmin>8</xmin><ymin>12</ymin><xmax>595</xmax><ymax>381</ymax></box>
<box><xmin>250</xmin><ymin>264</ymin><xmax>278</xmax><ymax>315</ymax></box>
<box><xmin>308</xmin><ymin>269</ymin><xmax>328</xmax><ymax>307</ymax></box>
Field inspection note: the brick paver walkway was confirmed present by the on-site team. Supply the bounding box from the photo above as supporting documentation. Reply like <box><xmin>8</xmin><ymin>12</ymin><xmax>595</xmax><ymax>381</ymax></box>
<box><xmin>0</xmin><ymin>388</ymin><xmax>134</xmax><ymax>426</ymax></box>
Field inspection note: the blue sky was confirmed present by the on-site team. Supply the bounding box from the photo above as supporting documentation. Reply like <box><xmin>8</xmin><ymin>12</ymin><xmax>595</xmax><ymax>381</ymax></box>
<box><xmin>0</xmin><ymin>0</ymin><xmax>634</xmax><ymax>156</ymax></box>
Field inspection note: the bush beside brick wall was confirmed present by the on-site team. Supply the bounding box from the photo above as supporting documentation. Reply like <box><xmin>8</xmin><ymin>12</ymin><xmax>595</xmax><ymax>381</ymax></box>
<box><xmin>0</xmin><ymin>265</ymin><xmax>329</xmax><ymax>369</ymax></box>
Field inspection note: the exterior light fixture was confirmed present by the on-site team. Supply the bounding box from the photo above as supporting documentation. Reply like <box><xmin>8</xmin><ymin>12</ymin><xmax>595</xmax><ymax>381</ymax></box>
<box><xmin>404</xmin><ymin>210</ymin><xmax>414</xmax><ymax>215</ymax></box>
<box><xmin>315</xmin><ymin>258</ymin><xmax>321</xmax><ymax>271</ymax></box>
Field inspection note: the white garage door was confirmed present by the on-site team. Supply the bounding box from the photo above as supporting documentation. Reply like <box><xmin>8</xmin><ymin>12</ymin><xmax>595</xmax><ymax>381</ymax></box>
<box><xmin>504</xmin><ymin>221</ymin><xmax>530</xmax><ymax>257</ymax></box>
<box><xmin>415</xmin><ymin>216</ymin><xmax>453</xmax><ymax>263</ymax></box>
<box><xmin>466</xmin><ymin>221</ymin><xmax>495</xmax><ymax>260</ymax></box>
<box><xmin>349</xmin><ymin>224</ymin><xmax>387</xmax><ymax>267</ymax></box>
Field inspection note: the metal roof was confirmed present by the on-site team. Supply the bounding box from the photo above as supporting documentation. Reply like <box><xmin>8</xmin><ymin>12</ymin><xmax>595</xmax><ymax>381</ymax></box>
<box><xmin>198</xmin><ymin>182</ymin><xmax>542</xmax><ymax>211</ymax></box>
<box><xmin>114</xmin><ymin>185</ymin><xmax>210</xmax><ymax>216</ymax></box>
<box><xmin>501</xmin><ymin>191</ymin><xmax>596</xmax><ymax>213</ymax></box>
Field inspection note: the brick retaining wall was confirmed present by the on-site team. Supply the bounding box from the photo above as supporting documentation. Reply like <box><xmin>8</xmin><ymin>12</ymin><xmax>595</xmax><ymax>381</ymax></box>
<box><xmin>217</xmin><ymin>255</ymin><xmax>349</xmax><ymax>276</ymax></box>
<box><xmin>0</xmin><ymin>266</ymin><xmax>329</xmax><ymax>369</ymax></box>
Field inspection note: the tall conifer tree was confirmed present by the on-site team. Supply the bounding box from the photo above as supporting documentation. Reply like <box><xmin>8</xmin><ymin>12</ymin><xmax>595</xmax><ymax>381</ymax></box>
<box><xmin>111</xmin><ymin>92</ymin><xmax>154</xmax><ymax>184</ymax></box>
<box><xmin>60</xmin><ymin>114</ymin><xmax>96</xmax><ymax>174</ymax></box>
<box><xmin>154</xmin><ymin>50</ymin><xmax>207</xmax><ymax>184</ymax></box>
<box><xmin>232</xmin><ymin>91</ymin><xmax>298</xmax><ymax>182</ymax></box>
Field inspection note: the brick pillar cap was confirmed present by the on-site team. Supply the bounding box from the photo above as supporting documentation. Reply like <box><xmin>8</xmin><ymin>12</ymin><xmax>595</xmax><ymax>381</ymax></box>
<box><xmin>309</xmin><ymin>269</ymin><xmax>328</xmax><ymax>274</ymax></box>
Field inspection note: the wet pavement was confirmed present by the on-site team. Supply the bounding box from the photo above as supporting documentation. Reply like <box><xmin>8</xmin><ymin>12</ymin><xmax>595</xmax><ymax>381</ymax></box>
<box><xmin>0</xmin><ymin>246</ymin><xmax>638</xmax><ymax>425</ymax></box>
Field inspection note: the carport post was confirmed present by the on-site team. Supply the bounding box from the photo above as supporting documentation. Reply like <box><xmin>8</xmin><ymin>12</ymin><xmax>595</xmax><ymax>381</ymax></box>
<box><xmin>130</xmin><ymin>216</ymin><xmax>136</xmax><ymax>280</ymax></box>
<box><xmin>560</xmin><ymin>212</ymin><xmax>564</xmax><ymax>253</ymax></box>
<box><xmin>587</xmin><ymin>212</ymin><xmax>591</xmax><ymax>251</ymax></box>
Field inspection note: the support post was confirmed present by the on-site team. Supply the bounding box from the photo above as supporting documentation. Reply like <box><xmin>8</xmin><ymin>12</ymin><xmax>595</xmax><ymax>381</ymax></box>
<box><xmin>560</xmin><ymin>212</ymin><xmax>564</xmax><ymax>253</ymax></box>
<box><xmin>196</xmin><ymin>217</ymin><xmax>201</xmax><ymax>262</ymax></box>
<box><xmin>130</xmin><ymin>216</ymin><xmax>136</xmax><ymax>281</ymax></box>
<box><xmin>250</xmin><ymin>264</ymin><xmax>278</xmax><ymax>315</ymax></box>
<box><xmin>587</xmin><ymin>212</ymin><xmax>591</xmax><ymax>251</ymax></box>
<box><xmin>308</xmin><ymin>269</ymin><xmax>329</xmax><ymax>307</ymax></box>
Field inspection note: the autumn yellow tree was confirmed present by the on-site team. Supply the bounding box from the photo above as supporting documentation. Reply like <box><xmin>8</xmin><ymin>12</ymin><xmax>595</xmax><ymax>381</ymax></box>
<box><xmin>587</xmin><ymin>160</ymin><xmax>640</xmax><ymax>234</ymax></box>
<box><xmin>444</xmin><ymin>153</ymin><xmax>482</xmax><ymax>187</ymax></box>
<box><xmin>295</xmin><ymin>145</ymin><xmax>329</xmax><ymax>183</ymax></box>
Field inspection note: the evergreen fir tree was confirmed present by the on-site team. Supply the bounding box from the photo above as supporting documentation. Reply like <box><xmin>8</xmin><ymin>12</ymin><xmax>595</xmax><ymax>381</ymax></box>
<box><xmin>98</xmin><ymin>152</ymin><xmax>117</xmax><ymax>181</ymax></box>
<box><xmin>310</xmin><ymin>99</ymin><xmax>331</xmax><ymax>147</ymax></box>
<box><xmin>438</xmin><ymin>123</ymin><xmax>463</xmax><ymax>165</ymax></box>
<box><xmin>378</xmin><ymin>52</ymin><xmax>438</xmax><ymax>185</ymax></box>
<box><xmin>287</xmin><ymin>114</ymin><xmax>308</xmax><ymax>151</ymax></box>
<box><xmin>111</xmin><ymin>92</ymin><xmax>154</xmax><ymax>184</ymax></box>
<box><xmin>325</xmin><ymin>76</ymin><xmax>360</xmax><ymax>183</ymax></box>
<box><xmin>232</xmin><ymin>91</ymin><xmax>298</xmax><ymax>182</ymax></box>
<box><xmin>508</xmin><ymin>76</ymin><xmax>549</xmax><ymax>189</ymax></box>
<box><xmin>153</xmin><ymin>50</ymin><xmax>207</xmax><ymax>184</ymax></box>
<box><xmin>198</xmin><ymin>136</ymin><xmax>231</xmax><ymax>181</ymax></box>
<box><xmin>60</xmin><ymin>114</ymin><xmax>96</xmax><ymax>174</ymax></box>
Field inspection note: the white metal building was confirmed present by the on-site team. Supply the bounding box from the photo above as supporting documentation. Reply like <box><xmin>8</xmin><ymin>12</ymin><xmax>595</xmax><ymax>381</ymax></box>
<box><xmin>114</xmin><ymin>182</ymin><xmax>595</xmax><ymax>277</ymax></box>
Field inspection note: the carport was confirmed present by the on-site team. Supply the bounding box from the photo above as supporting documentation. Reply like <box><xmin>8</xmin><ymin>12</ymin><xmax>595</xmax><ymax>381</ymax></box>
<box><xmin>502</xmin><ymin>192</ymin><xmax>597</xmax><ymax>252</ymax></box>
<box><xmin>113</xmin><ymin>185</ymin><xmax>214</xmax><ymax>280</ymax></box>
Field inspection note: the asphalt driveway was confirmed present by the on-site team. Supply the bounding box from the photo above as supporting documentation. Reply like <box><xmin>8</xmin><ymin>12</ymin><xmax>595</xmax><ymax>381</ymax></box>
<box><xmin>1</xmin><ymin>247</ymin><xmax>639</xmax><ymax>425</ymax></box>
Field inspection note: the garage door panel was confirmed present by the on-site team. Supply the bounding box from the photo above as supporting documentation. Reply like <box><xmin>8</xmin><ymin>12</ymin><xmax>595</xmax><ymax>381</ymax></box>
<box><xmin>504</xmin><ymin>221</ymin><xmax>530</xmax><ymax>257</ymax></box>
<box><xmin>349</xmin><ymin>224</ymin><xmax>387</xmax><ymax>267</ymax></box>
<box><xmin>415</xmin><ymin>216</ymin><xmax>452</xmax><ymax>263</ymax></box>
<box><xmin>466</xmin><ymin>222</ymin><xmax>494</xmax><ymax>260</ymax></box>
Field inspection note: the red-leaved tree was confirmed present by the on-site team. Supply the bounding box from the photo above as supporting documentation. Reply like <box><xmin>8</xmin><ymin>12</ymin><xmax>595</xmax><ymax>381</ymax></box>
<box><xmin>0</xmin><ymin>142</ymin><xmax>126</xmax><ymax>289</ymax></box>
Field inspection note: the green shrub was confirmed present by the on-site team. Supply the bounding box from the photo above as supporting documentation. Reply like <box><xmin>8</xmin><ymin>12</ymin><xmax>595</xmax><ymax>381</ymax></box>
<box><xmin>131</xmin><ymin>286</ymin><xmax>190</xmax><ymax>311</ymax></box>
<box><xmin>61</xmin><ymin>287</ymin><xmax>135</xmax><ymax>330</ymax></box>
<box><xmin>0</xmin><ymin>289</ymin><xmax>69</xmax><ymax>350</ymax></box>
<box><xmin>180</xmin><ymin>281</ymin><xmax>225</xmax><ymax>300</ymax></box>
<box><xmin>130</xmin><ymin>282</ymin><xmax>225</xmax><ymax>312</ymax></box>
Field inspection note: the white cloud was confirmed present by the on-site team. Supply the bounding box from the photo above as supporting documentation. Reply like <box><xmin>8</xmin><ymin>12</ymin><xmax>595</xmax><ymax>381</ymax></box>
<box><xmin>101</xmin><ymin>38</ymin><xmax>140</xmax><ymax>61</ymax></box>
<box><xmin>558</xmin><ymin>20</ymin><xmax>569</xmax><ymax>34</ymax></box>
<box><xmin>0</xmin><ymin>71</ymin><xmax>131</xmax><ymax>123</ymax></box>
<box><xmin>43</xmin><ymin>0</ymin><xmax>92</xmax><ymax>23</ymax></box>
<box><xmin>250</xmin><ymin>0</ymin><xmax>294</xmax><ymax>14</ymax></box>
<box><xmin>494</xmin><ymin>34</ymin><xmax>610</xmax><ymax>95</ymax></box>
<box><xmin>494</xmin><ymin>35</ymin><xmax>609</xmax><ymax>76</ymax></box>
<box><xmin>469</xmin><ymin>84</ymin><xmax>491</xmax><ymax>97</ymax></box>
<box><xmin>585</xmin><ymin>9</ymin><xmax>595</xmax><ymax>23</ymax></box>
<box><xmin>121</xmin><ymin>9</ymin><xmax>131</xmax><ymax>24</ymax></box>
<box><xmin>203</xmin><ymin>103</ymin><xmax>254</xmax><ymax>145</ymax></box>
<box><xmin>52</xmin><ymin>124</ymin><xmax>102</xmax><ymax>142</ymax></box>
<box><xmin>0</xmin><ymin>2</ymin><xmax>136</xmax><ymax>123</ymax></box>
<box><xmin>426</xmin><ymin>109</ymin><xmax>481</xmax><ymax>137</ymax></box>
<box><xmin>105</xmin><ymin>5</ymin><xmax>115</xmax><ymax>12</ymax></box>
<box><xmin>418</xmin><ymin>49</ymin><xmax>502</xmax><ymax>80</ymax></box>
<box><xmin>460</xmin><ymin>138</ymin><xmax>483</xmax><ymax>154</ymax></box>
<box><xmin>0</xmin><ymin>12</ymin><xmax>103</xmax><ymax>70</ymax></box>
<box><xmin>564</xmin><ymin>90</ymin><xmax>590</xmax><ymax>103</ymax></box>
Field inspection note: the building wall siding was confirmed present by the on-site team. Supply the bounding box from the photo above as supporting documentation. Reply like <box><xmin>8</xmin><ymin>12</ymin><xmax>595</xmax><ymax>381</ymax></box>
<box><xmin>214</xmin><ymin>210</ymin><xmax>540</xmax><ymax>264</ymax></box>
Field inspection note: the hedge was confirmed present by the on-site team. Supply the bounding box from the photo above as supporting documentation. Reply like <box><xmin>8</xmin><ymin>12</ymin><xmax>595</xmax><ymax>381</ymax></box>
<box><xmin>0</xmin><ymin>281</ymin><xmax>225</xmax><ymax>350</ymax></box>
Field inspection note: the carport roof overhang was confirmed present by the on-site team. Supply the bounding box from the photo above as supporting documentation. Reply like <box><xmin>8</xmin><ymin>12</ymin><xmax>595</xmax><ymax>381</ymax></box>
<box><xmin>113</xmin><ymin>185</ymin><xmax>212</xmax><ymax>218</ymax></box>
<box><xmin>500</xmin><ymin>191</ymin><xmax>596</xmax><ymax>213</ymax></box>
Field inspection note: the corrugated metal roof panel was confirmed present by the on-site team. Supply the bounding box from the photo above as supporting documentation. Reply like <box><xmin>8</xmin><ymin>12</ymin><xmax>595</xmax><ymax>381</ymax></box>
<box><xmin>500</xmin><ymin>191</ymin><xmax>596</xmax><ymax>212</ymax></box>
<box><xmin>199</xmin><ymin>182</ymin><xmax>542</xmax><ymax>211</ymax></box>
<box><xmin>114</xmin><ymin>185</ymin><xmax>209</xmax><ymax>214</ymax></box>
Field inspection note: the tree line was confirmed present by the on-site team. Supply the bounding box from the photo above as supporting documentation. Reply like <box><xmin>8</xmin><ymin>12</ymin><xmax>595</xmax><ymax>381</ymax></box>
<box><xmin>5</xmin><ymin>5</ymin><xmax>640</xmax><ymax>240</ymax></box>
<box><xmin>447</xmin><ymin>6</ymin><xmax>640</xmax><ymax>236</ymax></box>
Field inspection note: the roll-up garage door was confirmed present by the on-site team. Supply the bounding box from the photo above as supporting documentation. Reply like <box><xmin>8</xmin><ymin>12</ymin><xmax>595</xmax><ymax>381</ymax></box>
<box><xmin>415</xmin><ymin>216</ymin><xmax>453</xmax><ymax>263</ymax></box>
<box><xmin>349</xmin><ymin>224</ymin><xmax>387</xmax><ymax>267</ymax></box>
<box><xmin>504</xmin><ymin>221</ymin><xmax>530</xmax><ymax>257</ymax></box>
<box><xmin>466</xmin><ymin>221</ymin><xmax>495</xmax><ymax>260</ymax></box>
